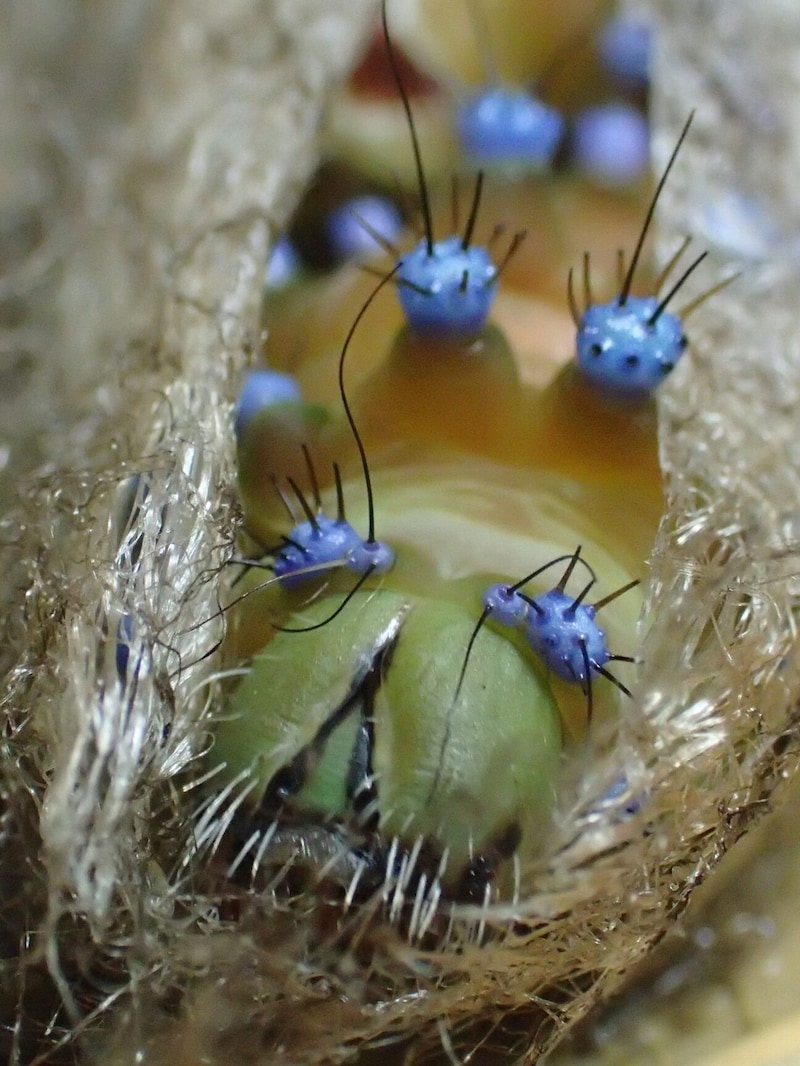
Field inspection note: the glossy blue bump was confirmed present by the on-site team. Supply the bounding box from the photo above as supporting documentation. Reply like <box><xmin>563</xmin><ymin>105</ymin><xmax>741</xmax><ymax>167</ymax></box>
<box><xmin>572</xmin><ymin>103</ymin><xmax>650</xmax><ymax>187</ymax></box>
<box><xmin>345</xmin><ymin>538</ymin><xmax>396</xmax><ymax>575</ymax></box>
<box><xmin>482</xmin><ymin>582</ymin><xmax>529</xmax><ymax>627</ymax></box>
<box><xmin>266</xmin><ymin>236</ymin><xmax>301</xmax><ymax>290</ymax></box>
<box><xmin>525</xmin><ymin>590</ymin><xmax>609</xmax><ymax>684</ymax></box>
<box><xmin>457</xmin><ymin>87</ymin><xmax>564</xmax><ymax>170</ymax></box>
<box><xmin>273</xmin><ymin>515</ymin><xmax>363</xmax><ymax>589</ymax></box>
<box><xmin>598</xmin><ymin>15</ymin><xmax>652</xmax><ymax>88</ymax></box>
<box><xmin>397</xmin><ymin>236</ymin><xmax>496</xmax><ymax>336</ymax></box>
<box><xmin>234</xmin><ymin>369</ymin><xmax>303</xmax><ymax>439</ymax></box>
<box><xmin>576</xmin><ymin>296</ymin><xmax>686</xmax><ymax>395</ymax></box>
<box><xmin>326</xmin><ymin>195</ymin><xmax>403</xmax><ymax>262</ymax></box>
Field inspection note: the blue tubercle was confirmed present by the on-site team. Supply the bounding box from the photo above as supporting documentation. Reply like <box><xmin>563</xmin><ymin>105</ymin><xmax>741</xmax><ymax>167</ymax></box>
<box><xmin>572</xmin><ymin>103</ymin><xmax>650</xmax><ymax>187</ymax></box>
<box><xmin>236</xmin><ymin>255</ymin><xmax>398</xmax><ymax>629</ymax></box>
<box><xmin>463</xmin><ymin>549</ymin><xmax>638</xmax><ymax>720</ymax></box>
<box><xmin>265</xmin><ymin>236</ymin><xmax>301</xmax><ymax>290</ymax></box>
<box><xmin>344</xmin><ymin>538</ymin><xmax>396</xmax><ymax>576</ymax></box>
<box><xmin>265</xmin><ymin>267</ymin><xmax>399</xmax><ymax>596</ymax></box>
<box><xmin>327</xmin><ymin>195</ymin><xmax>404</xmax><ymax>263</ymax></box>
<box><xmin>397</xmin><ymin>235</ymin><xmax>496</xmax><ymax>336</ymax></box>
<box><xmin>273</xmin><ymin>515</ymin><xmax>360</xmax><ymax>588</ymax></box>
<box><xmin>234</xmin><ymin>369</ymin><xmax>303</xmax><ymax>439</ymax></box>
<box><xmin>273</xmin><ymin>514</ymin><xmax>395</xmax><ymax>591</ymax></box>
<box><xmin>380</xmin><ymin>1</ymin><xmax>517</xmax><ymax>340</ymax></box>
<box><xmin>482</xmin><ymin>582</ymin><xmax>530</xmax><ymax>627</ymax></box>
<box><xmin>457</xmin><ymin>87</ymin><xmax>564</xmax><ymax>171</ymax></box>
<box><xmin>598</xmin><ymin>15</ymin><xmax>652</xmax><ymax>88</ymax></box>
<box><xmin>576</xmin><ymin>296</ymin><xmax>687</xmax><ymax>396</ymax></box>
<box><xmin>525</xmin><ymin>590</ymin><xmax>608</xmax><ymax>685</ymax></box>
<box><xmin>570</xmin><ymin>113</ymin><xmax>731</xmax><ymax>397</ymax></box>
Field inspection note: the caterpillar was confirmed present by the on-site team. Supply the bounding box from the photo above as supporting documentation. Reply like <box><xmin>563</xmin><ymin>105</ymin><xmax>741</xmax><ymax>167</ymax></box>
<box><xmin>208</xmin><ymin>0</ymin><xmax>708</xmax><ymax>910</ymax></box>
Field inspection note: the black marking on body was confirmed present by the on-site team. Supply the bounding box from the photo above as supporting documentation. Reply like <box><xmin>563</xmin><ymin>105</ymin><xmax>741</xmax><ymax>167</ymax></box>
<box><xmin>347</xmin><ymin>718</ymin><xmax>379</xmax><ymax>830</ymax></box>
<box><xmin>259</xmin><ymin>620</ymin><xmax>400</xmax><ymax>816</ymax></box>
<box><xmin>455</xmin><ymin>820</ymin><xmax>523</xmax><ymax>903</ymax></box>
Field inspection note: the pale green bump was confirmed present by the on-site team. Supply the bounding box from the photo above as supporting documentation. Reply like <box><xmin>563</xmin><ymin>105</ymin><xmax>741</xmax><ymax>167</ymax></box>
<box><xmin>375</xmin><ymin>597</ymin><xmax>562</xmax><ymax>874</ymax></box>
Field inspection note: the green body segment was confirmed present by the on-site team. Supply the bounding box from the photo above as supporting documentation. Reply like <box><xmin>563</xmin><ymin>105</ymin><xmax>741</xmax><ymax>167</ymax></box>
<box><xmin>214</xmin><ymin>589</ymin><xmax>562</xmax><ymax>889</ymax></box>
<box><xmin>374</xmin><ymin>597</ymin><xmax>562</xmax><ymax>873</ymax></box>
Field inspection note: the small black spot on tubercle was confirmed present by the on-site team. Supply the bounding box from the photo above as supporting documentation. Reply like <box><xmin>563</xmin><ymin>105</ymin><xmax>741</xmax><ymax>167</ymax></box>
<box><xmin>590</xmin><ymin>343</ymin><xmax>603</xmax><ymax>357</ymax></box>
<box><xmin>625</xmin><ymin>354</ymin><xmax>639</xmax><ymax>367</ymax></box>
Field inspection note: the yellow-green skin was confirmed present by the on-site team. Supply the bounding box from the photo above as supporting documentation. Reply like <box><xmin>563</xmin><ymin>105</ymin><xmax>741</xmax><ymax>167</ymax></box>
<box><xmin>214</xmin><ymin>588</ymin><xmax>562</xmax><ymax>893</ymax></box>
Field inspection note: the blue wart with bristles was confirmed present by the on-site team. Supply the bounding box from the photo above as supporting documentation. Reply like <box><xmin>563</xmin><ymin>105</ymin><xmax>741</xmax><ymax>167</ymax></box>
<box><xmin>576</xmin><ymin>294</ymin><xmax>687</xmax><ymax>394</ymax></box>
<box><xmin>271</xmin><ymin>507</ymin><xmax>361</xmax><ymax>590</ymax></box>
<box><xmin>525</xmin><ymin>581</ymin><xmax>616</xmax><ymax>689</ymax></box>
<box><xmin>269</xmin><ymin>473</ymin><xmax>394</xmax><ymax>592</ymax></box>
<box><xmin>462</xmin><ymin>547</ymin><xmax>639</xmax><ymax>723</ymax></box>
<box><xmin>267</xmin><ymin>447</ymin><xmax>394</xmax><ymax>593</ymax></box>
<box><xmin>571</xmin><ymin>112</ymin><xmax>737</xmax><ymax>397</ymax></box>
<box><xmin>455</xmin><ymin>0</ymin><xmax>563</xmax><ymax>171</ymax></box>
<box><xmin>381</xmin><ymin>0</ymin><xmax>524</xmax><ymax>338</ymax></box>
<box><xmin>396</xmin><ymin>233</ymin><xmax>496</xmax><ymax>335</ymax></box>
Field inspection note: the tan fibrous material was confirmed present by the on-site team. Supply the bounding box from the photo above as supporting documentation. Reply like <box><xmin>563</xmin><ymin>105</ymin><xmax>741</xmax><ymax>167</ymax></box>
<box><xmin>2</xmin><ymin>1</ymin><xmax>800</xmax><ymax>1064</ymax></box>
